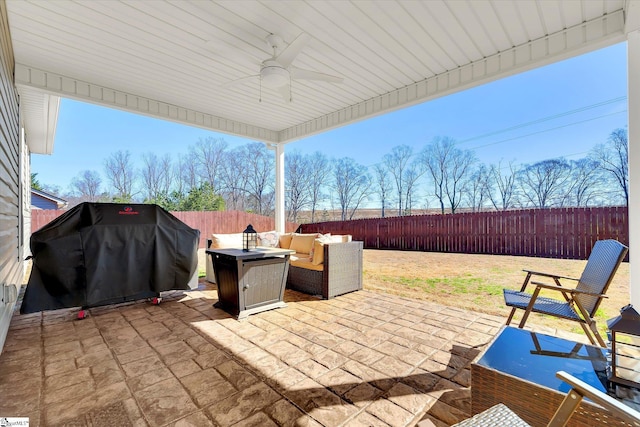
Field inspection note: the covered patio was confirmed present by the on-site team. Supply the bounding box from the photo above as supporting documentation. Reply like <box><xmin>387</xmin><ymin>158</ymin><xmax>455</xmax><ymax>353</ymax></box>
<box><xmin>1</xmin><ymin>282</ymin><xmax>511</xmax><ymax>426</ymax></box>
<box><xmin>0</xmin><ymin>1</ymin><xmax>639</xmax><ymax>425</ymax></box>
<box><xmin>2</xmin><ymin>0</ymin><xmax>639</xmax><ymax>325</ymax></box>
<box><xmin>3</xmin><ymin>1</ymin><xmax>639</xmax><ymax>321</ymax></box>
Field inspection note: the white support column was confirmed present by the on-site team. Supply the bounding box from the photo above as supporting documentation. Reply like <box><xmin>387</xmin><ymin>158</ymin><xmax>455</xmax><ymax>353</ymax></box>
<box><xmin>629</xmin><ymin>30</ymin><xmax>640</xmax><ymax>307</ymax></box>
<box><xmin>274</xmin><ymin>143</ymin><xmax>285</xmax><ymax>233</ymax></box>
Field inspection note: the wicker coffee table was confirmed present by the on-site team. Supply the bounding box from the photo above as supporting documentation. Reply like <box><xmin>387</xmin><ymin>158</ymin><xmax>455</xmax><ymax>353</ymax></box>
<box><xmin>471</xmin><ymin>326</ymin><xmax>637</xmax><ymax>427</ymax></box>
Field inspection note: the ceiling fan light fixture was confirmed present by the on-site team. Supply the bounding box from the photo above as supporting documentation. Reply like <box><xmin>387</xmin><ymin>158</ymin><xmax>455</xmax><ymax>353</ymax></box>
<box><xmin>223</xmin><ymin>33</ymin><xmax>342</xmax><ymax>102</ymax></box>
<box><xmin>261</xmin><ymin>65</ymin><xmax>289</xmax><ymax>88</ymax></box>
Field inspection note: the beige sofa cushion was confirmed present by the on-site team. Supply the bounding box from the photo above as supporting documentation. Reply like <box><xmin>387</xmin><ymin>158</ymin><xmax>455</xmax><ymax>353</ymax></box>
<box><xmin>279</xmin><ymin>233</ymin><xmax>294</xmax><ymax>249</ymax></box>
<box><xmin>311</xmin><ymin>239</ymin><xmax>325</xmax><ymax>265</ymax></box>
<box><xmin>290</xmin><ymin>256</ymin><xmax>324</xmax><ymax>272</ymax></box>
<box><xmin>311</xmin><ymin>235</ymin><xmax>352</xmax><ymax>265</ymax></box>
<box><xmin>211</xmin><ymin>233</ymin><xmax>243</xmax><ymax>249</ymax></box>
<box><xmin>289</xmin><ymin>233</ymin><xmax>318</xmax><ymax>255</ymax></box>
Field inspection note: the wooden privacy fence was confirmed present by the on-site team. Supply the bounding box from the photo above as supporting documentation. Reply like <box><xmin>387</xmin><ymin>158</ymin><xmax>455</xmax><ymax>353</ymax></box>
<box><xmin>299</xmin><ymin>206</ymin><xmax>629</xmax><ymax>260</ymax></box>
<box><xmin>31</xmin><ymin>209</ymin><xmax>299</xmax><ymax>248</ymax></box>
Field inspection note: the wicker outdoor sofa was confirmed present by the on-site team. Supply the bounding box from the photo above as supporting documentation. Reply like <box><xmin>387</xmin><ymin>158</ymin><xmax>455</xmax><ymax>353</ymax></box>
<box><xmin>205</xmin><ymin>232</ymin><xmax>363</xmax><ymax>300</ymax></box>
<box><xmin>286</xmin><ymin>240</ymin><xmax>363</xmax><ymax>299</ymax></box>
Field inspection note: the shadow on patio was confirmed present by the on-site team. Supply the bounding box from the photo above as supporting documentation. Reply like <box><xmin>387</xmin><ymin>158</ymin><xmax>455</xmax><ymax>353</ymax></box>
<box><xmin>0</xmin><ymin>281</ymin><xmax>505</xmax><ymax>427</ymax></box>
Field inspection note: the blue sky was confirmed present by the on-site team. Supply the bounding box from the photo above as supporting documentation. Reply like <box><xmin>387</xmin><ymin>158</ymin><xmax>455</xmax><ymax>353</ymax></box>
<box><xmin>32</xmin><ymin>42</ymin><xmax>628</xmax><ymax>193</ymax></box>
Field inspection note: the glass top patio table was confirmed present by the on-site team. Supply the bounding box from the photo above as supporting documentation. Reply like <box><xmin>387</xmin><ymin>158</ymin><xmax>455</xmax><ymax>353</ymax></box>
<box><xmin>476</xmin><ymin>326</ymin><xmax>609</xmax><ymax>395</ymax></box>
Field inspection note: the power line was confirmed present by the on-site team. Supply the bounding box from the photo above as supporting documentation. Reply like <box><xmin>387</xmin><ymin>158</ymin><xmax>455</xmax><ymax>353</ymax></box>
<box><xmin>469</xmin><ymin>109</ymin><xmax>627</xmax><ymax>151</ymax></box>
<box><xmin>456</xmin><ymin>96</ymin><xmax>627</xmax><ymax>145</ymax></box>
<box><xmin>363</xmin><ymin>97</ymin><xmax>627</xmax><ymax>169</ymax></box>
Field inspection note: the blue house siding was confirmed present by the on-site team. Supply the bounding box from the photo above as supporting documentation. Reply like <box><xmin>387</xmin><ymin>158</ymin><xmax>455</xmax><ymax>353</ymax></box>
<box><xmin>30</xmin><ymin>188</ymin><xmax>67</xmax><ymax>210</ymax></box>
<box><xmin>31</xmin><ymin>193</ymin><xmax>59</xmax><ymax>210</ymax></box>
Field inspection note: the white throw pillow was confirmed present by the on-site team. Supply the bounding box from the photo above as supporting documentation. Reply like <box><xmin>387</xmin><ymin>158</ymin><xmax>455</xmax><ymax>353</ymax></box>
<box><xmin>258</xmin><ymin>231</ymin><xmax>280</xmax><ymax>247</ymax></box>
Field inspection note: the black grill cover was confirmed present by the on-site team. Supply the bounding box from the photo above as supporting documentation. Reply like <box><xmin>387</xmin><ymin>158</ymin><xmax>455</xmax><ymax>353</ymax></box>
<box><xmin>21</xmin><ymin>203</ymin><xmax>200</xmax><ymax>313</ymax></box>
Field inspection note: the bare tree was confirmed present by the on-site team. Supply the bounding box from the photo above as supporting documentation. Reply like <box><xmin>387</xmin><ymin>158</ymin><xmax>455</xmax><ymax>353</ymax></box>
<box><xmin>518</xmin><ymin>159</ymin><xmax>572</xmax><ymax>208</ymax></box>
<box><xmin>420</xmin><ymin>136</ymin><xmax>476</xmax><ymax>214</ymax></box>
<box><xmin>41</xmin><ymin>184</ymin><xmax>63</xmax><ymax>197</ymax></box>
<box><xmin>592</xmin><ymin>128</ymin><xmax>629</xmax><ymax>206</ymax></box>
<box><xmin>569</xmin><ymin>158</ymin><xmax>603</xmax><ymax>207</ymax></box>
<box><xmin>383</xmin><ymin>145</ymin><xmax>414</xmax><ymax>216</ymax></box>
<box><xmin>219</xmin><ymin>148</ymin><xmax>249</xmax><ymax>211</ymax></box>
<box><xmin>103</xmin><ymin>150</ymin><xmax>136</xmax><ymax>201</ymax></box>
<box><xmin>488</xmin><ymin>160</ymin><xmax>520</xmax><ymax>211</ymax></box>
<box><xmin>189</xmin><ymin>137</ymin><xmax>227</xmax><ymax>190</ymax></box>
<box><xmin>332</xmin><ymin>157</ymin><xmax>371</xmax><ymax>220</ymax></box>
<box><xmin>466</xmin><ymin>164</ymin><xmax>490</xmax><ymax>212</ymax></box>
<box><xmin>285</xmin><ymin>151</ymin><xmax>311</xmax><ymax>222</ymax></box>
<box><xmin>141</xmin><ymin>153</ymin><xmax>173</xmax><ymax>201</ymax></box>
<box><xmin>171</xmin><ymin>153</ymin><xmax>199</xmax><ymax>205</ymax></box>
<box><xmin>307</xmin><ymin>152</ymin><xmax>330</xmax><ymax>222</ymax></box>
<box><xmin>240</xmin><ymin>143</ymin><xmax>273</xmax><ymax>215</ymax></box>
<box><xmin>373</xmin><ymin>164</ymin><xmax>392</xmax><ymax>218</ymax></box>
<box><xmin>70</xmin><ymin>170</ymin><xmax>102</xmax><ymax>202</ymax></box>
<box><xmin>402</xmin><ymin>164</ymin><xmax>424</xmax><ymax>215</ymax></box>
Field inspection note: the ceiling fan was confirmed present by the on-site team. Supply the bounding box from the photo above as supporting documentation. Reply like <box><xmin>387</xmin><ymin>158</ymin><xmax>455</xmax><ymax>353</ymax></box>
<box><xmin>225</xmin><ymin>33</ymin><xmax>343</xmax><ymax>102</ymax></box>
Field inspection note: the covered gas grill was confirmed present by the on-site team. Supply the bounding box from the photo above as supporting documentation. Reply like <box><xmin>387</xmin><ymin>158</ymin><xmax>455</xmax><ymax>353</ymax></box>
<box><xmin>21</xmin><ymin>203</ymin><xmax>200</xmax><ymax>314</ymax></box>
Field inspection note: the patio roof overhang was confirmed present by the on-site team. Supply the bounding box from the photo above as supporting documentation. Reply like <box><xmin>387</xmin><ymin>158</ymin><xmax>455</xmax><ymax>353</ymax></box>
<box><xmin>6</xmin><ymin>0</ymin><xmax>640</xmax><ymax>306</ymax></box>
<box><xmin>6</xmin><ymin>0</ymin><xmax>633</xmax><ymax>150</ymax></box>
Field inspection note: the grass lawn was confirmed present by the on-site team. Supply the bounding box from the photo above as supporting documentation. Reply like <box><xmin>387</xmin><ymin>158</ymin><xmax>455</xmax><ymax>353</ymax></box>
<box><xmin>363</xmin><ymin>249</ymin><xmax>630</xmax><ymax>341</ymax></box>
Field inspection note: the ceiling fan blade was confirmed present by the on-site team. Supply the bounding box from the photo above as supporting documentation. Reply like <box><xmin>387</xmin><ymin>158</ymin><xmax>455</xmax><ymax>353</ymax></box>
<box><xmin>277</xmin><ymin>84</ymin><xmax>292</xmax><ymax>103</ymax></box>
<box><xmin>290</xmin><ymin>66</ymin><xmax>343</xmax><ymax>83</ymax></box>
<box><xmin>275</xmin><ymin>33</ymin><xmax>311</xmax><ymax>67</ymax></box>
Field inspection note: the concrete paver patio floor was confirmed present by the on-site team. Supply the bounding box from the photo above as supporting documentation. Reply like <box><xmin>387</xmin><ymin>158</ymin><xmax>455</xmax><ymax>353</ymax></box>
<box><xmin>0</xmin><ymin>283</ymin><xmax>507</xmax><ymax>427</ymax></box>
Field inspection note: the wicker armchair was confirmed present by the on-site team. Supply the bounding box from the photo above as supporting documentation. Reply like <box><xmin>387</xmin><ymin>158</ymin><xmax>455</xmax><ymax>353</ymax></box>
<box><xmin>503</xmin><ymin>239</ymin><xmax>628</xmax><ymax>347</ymax></box>
<box><xmin>453</xmin><ymin>371</ymin><xmax>640</xmax><ymax>427</ymax></box>
<box><xmin>286</xmin><ymin>241</ymin><xmax>363</xmax><ymax>299</ymax></box>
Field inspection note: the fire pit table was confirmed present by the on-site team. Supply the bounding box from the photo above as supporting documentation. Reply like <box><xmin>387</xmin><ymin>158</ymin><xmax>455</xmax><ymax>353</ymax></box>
<box><xmin>206</xmin><ymin>247</ymin><xmax>294</xmax><ymax>319</ymax></box>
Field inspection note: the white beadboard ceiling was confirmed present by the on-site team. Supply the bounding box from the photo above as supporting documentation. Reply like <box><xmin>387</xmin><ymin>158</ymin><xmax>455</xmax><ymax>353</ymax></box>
<box><xmin>5</xmin><ymin>0</ymin><xmax>636</xmax><ymax>154</ymax></box>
